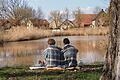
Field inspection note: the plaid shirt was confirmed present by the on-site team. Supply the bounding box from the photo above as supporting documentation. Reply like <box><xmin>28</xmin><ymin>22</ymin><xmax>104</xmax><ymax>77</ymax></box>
<box><xmin>62</xmin><ymin>44</ymin><xmax>78</xmax><ymax>68</ymax></box>
<box><xmin>43</xmin><ymin>45</ymin><xmax>64</xmax><ymax>68</ymax></box>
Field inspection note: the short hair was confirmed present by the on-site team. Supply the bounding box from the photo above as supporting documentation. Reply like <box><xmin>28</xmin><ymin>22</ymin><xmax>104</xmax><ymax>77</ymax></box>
<box><xmin>48</xmin><ymin>39</ymin><xmax>56</xmax><ymax>45</ymax></box>
<box><xmin>63</xmin><ymin>38</ymin><xmax>70</xmax><ymax>45</ymax></box>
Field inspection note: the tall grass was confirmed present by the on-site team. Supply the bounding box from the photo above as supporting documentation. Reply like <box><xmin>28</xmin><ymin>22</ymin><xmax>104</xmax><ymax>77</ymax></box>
<box><xmin>2</xmin><ymin>26</ymin><xmax>109</xmax><ymax>42</ymax></box>
<box><xmin>3</xmin><ymin>26</ymin><xmax>52</xmax><ymax>41</ymax></box>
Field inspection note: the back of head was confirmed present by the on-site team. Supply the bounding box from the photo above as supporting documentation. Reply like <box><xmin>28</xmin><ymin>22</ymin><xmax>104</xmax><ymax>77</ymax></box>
<box><xmin>63</xmin><ymin>38</ymin><xmax>70</xmax><ymax>45</ymax></box>
<box><xmin>48</xmin><ymin>39</ymin><xmax>56</xmax><ymax>45</ymax></box>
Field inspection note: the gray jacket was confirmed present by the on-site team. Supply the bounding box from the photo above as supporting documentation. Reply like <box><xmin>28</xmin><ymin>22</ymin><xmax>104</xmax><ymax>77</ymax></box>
<box><xmin>43</xmin><ymin>45</ymin><xmax>64</xmax><ymax>68</ymax></box>
<box><xmin>62</xmin><ymin>44</ymin><xmax>78</xmax><ymax>68</ymax></box>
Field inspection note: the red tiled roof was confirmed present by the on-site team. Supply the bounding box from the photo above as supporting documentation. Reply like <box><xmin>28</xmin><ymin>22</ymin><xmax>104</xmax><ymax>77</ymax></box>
<box><xmin>73</xmin><ymin>14</ymin><xmax>97</xmax><ymax>25</ymax></box>
<box><xmin>80</xmin><ymin>14</ymin><xmax>97</xmax><ymax>25</ymax></box>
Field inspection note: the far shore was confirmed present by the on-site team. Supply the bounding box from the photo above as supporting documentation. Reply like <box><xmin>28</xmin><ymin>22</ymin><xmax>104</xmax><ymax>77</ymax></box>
<box><xmin>0</xmin><ymin>26</ymin><xmax>109</xmax><ymax>42</ymax></box>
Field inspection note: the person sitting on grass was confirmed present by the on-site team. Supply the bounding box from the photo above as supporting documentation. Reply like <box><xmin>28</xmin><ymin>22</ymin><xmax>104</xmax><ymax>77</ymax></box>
<box><xmin>62</xmin><ymin>38</ymin><xmax>78</xmax><ymax>68</ymax></box>
<box><xmin>43</xmin><ymin>39</ymin><xmax>64</xmax><ymax>68</ymax></box>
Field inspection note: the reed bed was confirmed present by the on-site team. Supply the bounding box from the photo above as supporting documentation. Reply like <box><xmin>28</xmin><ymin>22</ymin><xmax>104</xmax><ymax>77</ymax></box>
<box><xmin>1</xmin><ymin>26</ymin><xmax>109</xmax><ymax>42</ymax></box>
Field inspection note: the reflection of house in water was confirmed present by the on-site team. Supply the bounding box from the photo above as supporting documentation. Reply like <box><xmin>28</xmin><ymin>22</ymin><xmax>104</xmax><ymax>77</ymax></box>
<box><xmin>60</xmin><ymin>19</ymin><xmax>76</xmax><ymax>30</ymax></box>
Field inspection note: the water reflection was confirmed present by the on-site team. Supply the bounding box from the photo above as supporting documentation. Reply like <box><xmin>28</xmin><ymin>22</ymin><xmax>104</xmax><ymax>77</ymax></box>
<box><xmin>0</xmin><ymin>36</ymin><xmax>108</xmax><ymax>67</ymax></box>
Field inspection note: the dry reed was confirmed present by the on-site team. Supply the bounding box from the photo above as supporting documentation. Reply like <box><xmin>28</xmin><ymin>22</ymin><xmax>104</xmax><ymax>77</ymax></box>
<box><xmin>2</xmin><ymin>26</ymin><xmax>109</xmax><ymax>42</ymax></box>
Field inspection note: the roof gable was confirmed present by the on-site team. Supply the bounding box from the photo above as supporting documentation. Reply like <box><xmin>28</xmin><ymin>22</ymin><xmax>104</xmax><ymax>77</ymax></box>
<box><xmin>60</xmin><ymin>19</ymin><xmax>75</xmax><ymax>27</ymax></box>
<box><xmin>80</xmin><ymin>14</ymin><xmax>97</xmax><ymax>25</ymax></box>
<box><xmin>93</xmin><ymin>9</ymin><xmax>107</xmax><ymax>20</ymax></box>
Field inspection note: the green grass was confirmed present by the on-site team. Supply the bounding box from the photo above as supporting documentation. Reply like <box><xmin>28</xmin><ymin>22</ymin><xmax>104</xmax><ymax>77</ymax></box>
<box><xmin>0</xmin><ymin>66</ymin><xmax>102</xmax><ymax>80</ymax></box>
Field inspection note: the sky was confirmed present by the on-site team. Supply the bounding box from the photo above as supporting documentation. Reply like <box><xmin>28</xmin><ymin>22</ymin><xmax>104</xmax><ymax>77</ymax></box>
<box><xmin>29</xmin><ymin>0</ymin><xmax>110</xmax><ymax>18</ymax></box>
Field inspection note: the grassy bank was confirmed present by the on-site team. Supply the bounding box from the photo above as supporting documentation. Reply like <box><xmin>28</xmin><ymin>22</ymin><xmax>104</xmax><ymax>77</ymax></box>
<box><xmin>1</xmin><ymin>26</ymin><xmax>109</xmax><ymax>42</ymax></box>
<box><xmin>0</xmin><ymin>66</ymin><xmax>102</xmax><ymax>80</ymax></box>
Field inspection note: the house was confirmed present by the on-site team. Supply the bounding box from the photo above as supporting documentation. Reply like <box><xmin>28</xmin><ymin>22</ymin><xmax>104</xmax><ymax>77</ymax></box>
<box><xmin>20</xmin><ymin>18</ymin><xmax>49</xmax><ymax>29</ymax></box>
<box><xmin>0</xmin><ymin>19</ymin><xmax>5</xmax><ymax>30</ymax></box>
<box><xmin>0</xmin><ymin>19</ymin><xmax>12</xmax><ymax>30</ymax></box>
<box><xmin>73</xmin><ymin>14</ymin><xmax>96</xmax><ymax>27</ymax></box>
<box><xmin>80</xmin><ymin>14</ymin><xmax>96</xmax><ymax>27</ymax></box>
<box><xmin>92</xmin><ymin>9</ymin><xmax>109</xmax><ymax>27</ymax></box>
<box><xmin>60</xmin><ymin>19</ymin><xmax>75</xmax><ymax>30</ymax></box>
<box><xmin>31</xmin><ymin>19</ymin><xmax>49</xmax><ymax>29</ymax></box>
<box><xmin>49</xmin><ymin>20</ymin><xmax>61</xmax><ymax>29</ymax></box>
<box><xmin>0</xmin><ymin>19</ymin><xmax>4</xmax><ymax>27</ymax></box>
<box><xmin>27</xmin><ymin>20</ymin><xmax>33</xmax><ymax>27</ymax></box>
<box><xmin>73</xmin><ymin>19</ymin><xmax>81</xmax><ymax>28</ymax></box>
<box><xmin>20</xmin><ymin>18</ymin><xmax>28</xmax><ymax>26</ymax></box>
<box><xmin>40</xmin><ymin>19</ymin><xmax>49</xmax><ymax>29</ymax></box>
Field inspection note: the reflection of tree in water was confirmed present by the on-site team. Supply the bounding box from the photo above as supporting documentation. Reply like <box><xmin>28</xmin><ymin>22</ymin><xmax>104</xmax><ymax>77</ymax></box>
<box><xmin>96</xmin><ymin>40</ymin><xmax>108</xmax><ymax>53</ymax></box>
<box><xmin>80</xmin><ymin>51</ymin><xmax>104</xmax><ymax>64</ymax></box>
<box><xmin>74</xmin><ymin>39</ymin><xmax>108</xmax><ymax>64</ymax></box>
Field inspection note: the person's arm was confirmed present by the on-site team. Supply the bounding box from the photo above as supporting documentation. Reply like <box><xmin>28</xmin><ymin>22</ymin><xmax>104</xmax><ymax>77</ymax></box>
<box><xmin>73</xmin><ymin>46</ymin><xmax>78</xmax><ymax>53</ymax></box>
<box><xmin>75</xmin><ymin>48</ymin><xmax>78</xmax><ymax>53</ymax></box>
<box><xmin>56</xmin><ymin>46</ymin><xmax>62</xmax><ymax>51</ymax></box>
<box><xmin>43</xmin><ymin>49</ymin><xmax>48</xmax><ymax>61</ymax></box>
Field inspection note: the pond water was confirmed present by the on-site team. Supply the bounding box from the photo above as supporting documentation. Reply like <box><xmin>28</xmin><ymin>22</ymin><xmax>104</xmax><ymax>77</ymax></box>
<box><xmin>0</xmin><ymin>36</ymin><xmax>108</xmax><ymax>67</ymax></box>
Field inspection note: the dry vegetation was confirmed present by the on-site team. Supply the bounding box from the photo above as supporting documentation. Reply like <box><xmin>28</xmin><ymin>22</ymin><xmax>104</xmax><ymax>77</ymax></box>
<box><xmin>2</xmin><ymin>26</ymin><xmax>52</xmax><ymax>41</ymax></box>
<box><xmin>61</xmin><ymin>27</ymin><xmax>109</xmax><ymax>36</ymax></box>
<box><xmin>0</xmin><ymin>26</ymin><xmax>109</xmax><ymax>42</ymax></box>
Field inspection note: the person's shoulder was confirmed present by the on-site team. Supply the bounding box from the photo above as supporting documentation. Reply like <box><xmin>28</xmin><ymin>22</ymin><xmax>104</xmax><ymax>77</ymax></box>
<box><xmin>65</xmin><ymin>44</ymin><xmax>78</xmax><ymax>50</ymax></box>
<box><xmin>48</xmin><ymin>45</ymin><xmax>62</xmax><ymax>51</ymax></box>
<box><xmin>43</xmin><ymin>47</ymin><xmax>49</xmax><ymax>52</ymax></box>
<box><xmin>64</xmin><ymin>44</ymin><xmax>73</xmax><ymax>49</ymax></box>
<box><xmin>55</xmin><ymin>46</ymin><xmax>62</xmax><ymax>51</ymax></box>
<box><xmin>43</xmin><ymin>46</ymin><xmax>54</xmax><ymax>51</ymax></box>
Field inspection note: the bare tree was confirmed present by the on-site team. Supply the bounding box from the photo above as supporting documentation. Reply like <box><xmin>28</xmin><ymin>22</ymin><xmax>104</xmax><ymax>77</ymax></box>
<box><xmin>15</xmin><ymin>7</ymin><xmax>33</xmax><ymax>20</ymax></box>
<box><xmin>0</xmin><ymin>0</ymin><xmax>29</xmax><ymax>19</ymax></box>
<box><xmin>62</xmin><ymin>8</ymin><xmax>70</xmax><ymax>20</ymax></box>
<box><xmin>73</xmin><ymin>8</ymin><xmax>81</xmax><ymax>27</ymax></box>
<box><xmin>34</xmin><ymin>7</ymin><xmax>44</xmax><ymax>19</ymax></box>
<box><xmin>0</xmin><ymin>0</ymin><xmax>39</xmax><ymax>27</ymax></box>
<box><xmin>49</xmin><ymin>10</ymin><xmax>62</xmax><ymax>28</ymax></box>
<box><xmin>0</xmin><ymin>0</ymin><xmax>5</xmax><ymax>19</ymax></box>
<box><xmin>100</xmin><ymin>0</ymin><xmax>120</xmax><ymax>80</ymax></box>
<box><xmin>93</xmin><ymin>6</ymin><xmax>102</xmax><ymax>14</ymax></box>
<box><xmin>32</xmin><ymin>7</ymin><xmax>44</xmax><ymax>19</ymax></box>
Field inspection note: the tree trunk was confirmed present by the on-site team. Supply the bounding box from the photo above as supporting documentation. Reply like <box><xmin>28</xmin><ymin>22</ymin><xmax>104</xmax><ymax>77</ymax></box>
<box><xmin>100</xmin><ymin>0</ymin><xmax>120</xmax><ymax>80</ymax></box>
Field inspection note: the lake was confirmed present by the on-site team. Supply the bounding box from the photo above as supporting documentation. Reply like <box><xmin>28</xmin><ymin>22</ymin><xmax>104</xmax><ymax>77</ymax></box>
<box><xmin>0</xmin><ymin>36</ymin><xmax>108</xmax><ymax>67</ymax></box>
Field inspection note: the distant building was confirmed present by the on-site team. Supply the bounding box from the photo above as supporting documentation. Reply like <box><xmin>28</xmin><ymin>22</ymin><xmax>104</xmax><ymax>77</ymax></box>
<box><xmin>49</xmin><ymin>20</ymin><xmax>61</xmax><ymax>29</ymax></box>
<box><xmin>60</xmin><ymin>19</ymin><xmax>75</xmax><ymax>30</ymax></box>
<box><xmin>27</xmin><ymin>20</ymin><xmax>33</xmax><ymax>28</ymax></box>
<box><xmin>0</xmin><ymin>19</ymin><xmax>12</xmax><ymax>30</ymax></box>
<box><xmin>0</xmin><ymin>19</ymin><xmax>5</xmax><ymax>27</ymax></box>
<box><xmin>92</xmin><ymin>9</ymin><xmax>109</xmax><ymax>27</ymax></box>
<box><xmin>31</xmin><ymin>19</ymin><xmax>49</xmax><ymax>29</ymax></box>
<box><xmin>0</xmin><ymin>19</ymin><xmax>5</xmax><ymax>30</ymax></box>
<box><xmin>73</xmin><ymin>14</ymin><xmax>96</xmax><ymax>27</ymax></box>
<box><xmin>20</xmin><ymin>18</ymin><xmax>28</xmax><ymax>26</ymax></box>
